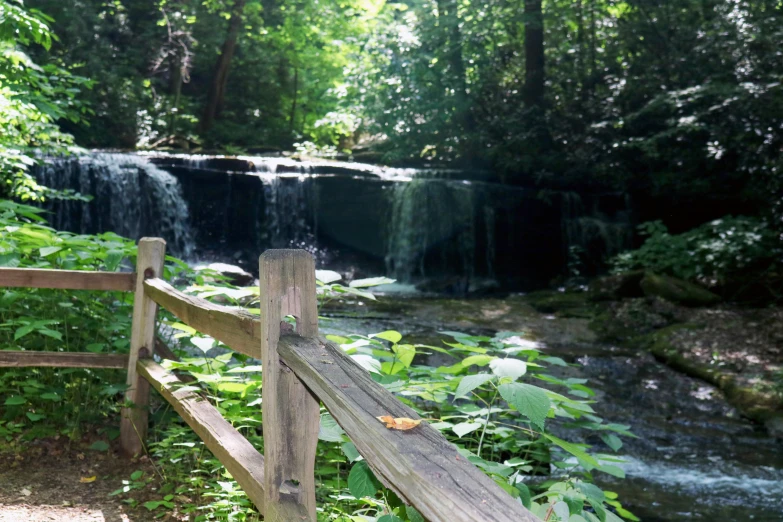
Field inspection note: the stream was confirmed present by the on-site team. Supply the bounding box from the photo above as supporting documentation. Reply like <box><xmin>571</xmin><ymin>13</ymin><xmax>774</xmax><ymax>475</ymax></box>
<box><xmin>320</xmin><ymin>292</ymin><xmax>783</xmax><ymax>521</ymax></box>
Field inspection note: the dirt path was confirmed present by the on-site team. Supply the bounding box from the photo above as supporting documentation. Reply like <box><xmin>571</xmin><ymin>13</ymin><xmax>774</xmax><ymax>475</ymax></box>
<box><xmin>0</xmin><ymin>439</ymin><xmax>160</xmax><ymax>522</ymax></box>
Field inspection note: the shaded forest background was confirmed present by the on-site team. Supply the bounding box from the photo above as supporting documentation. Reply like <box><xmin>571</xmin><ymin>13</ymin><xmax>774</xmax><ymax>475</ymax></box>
<box><xmin>7</xmin><ymin>0</ymin><xmax>783</xmax><ymax>230</ymax></box>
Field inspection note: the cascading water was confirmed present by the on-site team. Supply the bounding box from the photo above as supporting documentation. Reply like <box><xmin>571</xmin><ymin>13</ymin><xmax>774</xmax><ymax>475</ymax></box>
<box><xmin>33</xmin><ymin>153</ymin><xmax>195</xmax><ymax>258</ymax></box>
<box><xmin>33</xmin><ymin>151</ymin><xmax>635</xmax><ymax>290</ymax></box>
<box><xmin>560</xmin><ymin>191</ymin><xmax>634</xmax><ymax>275</ymax></box>
<box><xmin>385</xmin><ymin>179</ymin><xmax>478</xmax><ymax>285</ymax></box>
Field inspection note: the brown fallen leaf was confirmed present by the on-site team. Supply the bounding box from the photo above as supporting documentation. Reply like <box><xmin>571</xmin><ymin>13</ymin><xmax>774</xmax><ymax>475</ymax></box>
<box><xmin>79</xmin><ymin>476</ymin><xmax>97</xmax><ymax>483</ymax></box>
<box><xmin>377</xmin><ymin>415</ymin><xmax>422</xmax><ymax>430</ymax></box>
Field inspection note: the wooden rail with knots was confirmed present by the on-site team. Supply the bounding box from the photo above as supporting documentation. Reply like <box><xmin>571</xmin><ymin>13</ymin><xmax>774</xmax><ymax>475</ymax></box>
<box><xmin>0</xmin><ymin>238</ymin><xmax>538</xmax><ymax>522</ymax></box>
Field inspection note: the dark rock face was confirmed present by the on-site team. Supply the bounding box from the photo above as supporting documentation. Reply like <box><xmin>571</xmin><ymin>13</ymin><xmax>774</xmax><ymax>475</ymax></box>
<box><xmin>640</xmin><ymin>272</ymin><xmax>721</xmax><ymax>307</ymax></box>
<box><xmin>33</xmin><ymin>152</ymin><xmax>635</xmax><ymax>293</ymax></box>
<box><xmin>588</xmin><ymin>270</ymin><xmax>646</xmax><ymax>301</ymax></box>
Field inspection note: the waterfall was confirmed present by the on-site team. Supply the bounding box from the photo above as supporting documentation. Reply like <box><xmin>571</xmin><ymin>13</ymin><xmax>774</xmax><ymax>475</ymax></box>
<box><xmin>259</xmin><ymin>174</ymin><xmax>316</xmax><ymax>251</ymax></box>
<box><xmin>34</xmin><ymin>153</ymin><xmax>195</xmax><ymax>258</ymax></box>
<box><xmin>385</xmin><ymin>179</ymin><xmax>477</xmax><ymax>284</ymax></box>
<box><xmin>560</xmin><ymin>192</ymin><xmax>633</xmax><ymax>273</ymax></box>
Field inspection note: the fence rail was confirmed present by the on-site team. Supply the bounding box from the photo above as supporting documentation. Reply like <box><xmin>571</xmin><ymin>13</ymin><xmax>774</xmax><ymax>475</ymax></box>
<box><xmin>0</xmin><ymin>238</ymin><xmax>536</xmax><ymax>522</ymax></box>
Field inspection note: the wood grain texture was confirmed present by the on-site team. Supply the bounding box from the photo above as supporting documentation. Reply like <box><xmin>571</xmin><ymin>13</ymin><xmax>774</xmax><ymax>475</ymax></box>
<box><xmin>137</xmin><ymin>359</ymin><xmax>266</xmax><ymax>513</ymax></box>
<box><xmin>0</xmin><ymin>267</ymin><xmax>135</xmax><ymax>292</ymax></box>
<box><xmin>143</xmin><ymin>278</ymin><xmax>261</xmax><ymax>358</ymax></box>
<box><xmin>277</xmin><ymin>335</ymin><xmax>540</xmax><ymax>522</ymax></box>
<box><xmin>120</xmin><ymin>238</ymin><xmax>166</xmax><ymax>457</ymax></box>
<box><xmin>0</xmin><ymin>351</ymin><xmax>128</xmax><ymax>368</ymax></box>
<box><xmin>259</xmin><ymin>250</ymin><xmax>320</xmax><ymax>522</ymax></box>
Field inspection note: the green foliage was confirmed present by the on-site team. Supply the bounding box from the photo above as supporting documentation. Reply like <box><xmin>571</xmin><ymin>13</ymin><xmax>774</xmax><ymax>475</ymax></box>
<box><xmin>0</xmin><ymin>203</ymin><xmax>636</xmax><ymax>520</ymax></box>
<box><xmin>612</xmin><ymin>217</ymin><xmax>781</xmax><ymax>286</ymax></box>
<box><xmin>0</xmin><ymin>0</ymin><xmax>91</xmax><ymax>200</ymax></box>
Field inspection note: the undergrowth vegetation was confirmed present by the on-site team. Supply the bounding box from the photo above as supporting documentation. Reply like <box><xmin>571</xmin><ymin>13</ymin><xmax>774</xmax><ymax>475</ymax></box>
<box><xmin>0</xmin><ymin>199</ymin><xmax>636</xmax><ymax>521</ymax></box>
<box><xmin>611</xmin><ymin>217</ymin><xmax>782</xmax><ymax>288</ymax></box>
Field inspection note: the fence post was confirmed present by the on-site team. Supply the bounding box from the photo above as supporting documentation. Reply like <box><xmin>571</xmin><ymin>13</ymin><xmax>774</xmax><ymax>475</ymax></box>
<box><xmin>120</xmin><ymin>237</ymin><xmax>166</xmax><ymax>457</ymax></box>
<box><xmin>260</xmin><ymin>250</ymin><xmax>320</xmax><ymax>522</ymax></box>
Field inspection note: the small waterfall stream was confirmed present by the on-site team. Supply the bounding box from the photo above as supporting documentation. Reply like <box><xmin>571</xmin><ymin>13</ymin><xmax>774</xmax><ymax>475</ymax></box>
<box><xmin>33</xmin><ymin>152</ymin><xmax>634</xmax><ymax>290</ymax></box>
<box><xmin>34</xmin><ymin>153</ymin><xmax>195</xmax><ymax>258</ymax></box>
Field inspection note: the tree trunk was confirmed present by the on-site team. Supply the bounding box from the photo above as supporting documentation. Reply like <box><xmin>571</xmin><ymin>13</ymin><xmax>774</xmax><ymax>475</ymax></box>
<box><xmin>436</xmin><ymin>0</ymin><xmax>475</xmax><ymax>162</ymax></box>
<box><xmin>200</xmin><ymin>0</ymin><xmax>247</xmax><ymax>133</ymax></box>
<box><xmin>523</xmin><ymin>0</ymin><xmax>545</xmax><ymax>109</ymax></box>
<box><xmin>289</xmin><ymin>67</ymin><xmax>298</xmax><ymax>135</ymax></box>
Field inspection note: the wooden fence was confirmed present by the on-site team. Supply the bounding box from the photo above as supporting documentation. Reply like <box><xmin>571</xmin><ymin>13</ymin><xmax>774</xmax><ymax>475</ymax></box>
<box><xmin>0</xmin><ymin>238</ymin><xmax>537</xmax><ymax>522</ymax></box>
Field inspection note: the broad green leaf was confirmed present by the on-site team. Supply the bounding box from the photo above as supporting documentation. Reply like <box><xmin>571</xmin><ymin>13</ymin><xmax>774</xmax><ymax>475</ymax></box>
<box><xmin>349</xmin><ymin>276</ymin><xmax>395</xmax><ymax>288</ymax></box>
<box><xmin>341</xmin><ymin>441</ymin><xmax>361</xmax><ymax>462</ymax></box>
<box><xmin>347</xmin><ymin>461</ymin><xmax>377</xmax><ymax>498</ymax></box>
<box><xmin>373</xmin><ymin>330</ymin><xmax>402</xmax><ymax>343</ymax></box>
<box><xmin>319</xmin><ymin>413</ymin><xmax>345</xmax><ymax>442</ymax></box>
<box><xmin>553</xmin><ymin>501</ymin><xmax>570</xmax><ymax>521</ymax></box>
<box><xmin>454</xmin><ymin>373</ymin><xmax>494</xmax><ymax>399</ymax></box>
<box><xmin>405</xmin><ymin>506</ymin><xmax>425</xmax><ymax>522</ymax></box>
<box><xmin>351</xmin><ymin>354</ymin><xmax>382</xmax><ymax>374</ymax></box>
<box><xmin>544</xmin><ymin>434</ymin><xmax>599</xmax><ymax>468</ymax></box>
<box><xmin>4</xmin><ymin>396</ymin><xmax>26</xmax><ymax>406</ymax></box>
<box><xmin>90</xmin><ymin>441</ymin><xmax>110</xmax><ymax>451</ymax></box>
<box><xmin>14</xmin><ymin>325</ymin><xmax>34</xmax><ymax>340</ymax></box>
<box><xmin>462</xmin><ymin>354</ymin><xmax>495</xmax><ymax>367</ymax></box>
<box><xmin>377</xmin><ymin>516</ymin><xmax>403</xmax><ymax>522</ymax></box>
<box><xmin>39</xmin><ymin>246</ymin><xmax>62</xmax><ymax>257</ymax></box>
<box><xmin>315</xmin><ymin>269</ymin><xmax>341</xmax><ymax>283</ymax></box>
<box><xmin>516</xmin><ymin>482</ymin><xmax>532</xmax><ymax>509</ymax></box>
<box><xmin>452</xmin><ymin>421</ymin><xmax>481</xmax><ymax>438</ymax></box>
<box><xmin>601</xmin><ymin>433</ymin><xmax>623</xmax><ymax>452</ymax></box>
<box><xmin>489</xmin><ymin>358</ymin><xmax>527</xmax><ymax>380</ymax></box>
<box><xmin>498</xmin><ymin>382</ymin><xmax>551</xmax><ymax>429</ymax></box>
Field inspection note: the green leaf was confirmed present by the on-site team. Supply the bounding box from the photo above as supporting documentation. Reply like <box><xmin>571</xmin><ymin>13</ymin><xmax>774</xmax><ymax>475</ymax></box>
<box><xmin>452</xmin><ymin>421</ymin><xmax>481</xmax><ymax>438</ymax></box>
<box><xmin>39</xmin><ymin>246</ymin><xmax>62</xmax><ymax>257</ymax></box>
<box><xmin>377</xmin><ymin>516</ymin><xmax>403</xmax><ymax>522</ymax></box>
<box><xmin>373</xmin><ymin>330</ymin><xmax>402</xmax><ymax>343</ymax></box>
<box><xmin>347</xmin><ymin>461</ymin><xmax>377</xmax><ymax>498</ymax></box>
<box><xmin>105</xmin><ymin>249</ymin><xmax>124</xmax><ymax>271</ymax></box>
<box><xmin>315</xmin><ymin>269</ymin><xmax>341</xmax><ymax>283</ymax></box>
<box><xmin>489</xmin><ymin>358</ymin><xmax>527</xmax><ymax>380</ymax></box>
<box><xmin>598</xmin><ymin>463</ymin><xmax>625</xmax><ymax>478</ymax></box>
<box><xmin>14</xmin><ymin>325</ymin><xmax>35</xmax><ymax>340</ymax></box>
<box><xmin>318</xmin><ymin>413</ymin><xmax>345</xmax><ymax>442</ymax></box>
<box><xmin>90</xmin><ymin>441</ymin><xmax>109</xmax><ymax>451</ymax></box>
<box><xmin>498</xmin><ymin>382</ymin><xmax>551</xmax><ymax>429</ymax></box>
<box><xmin>454</xmin><ymin>373</ymin><xmax>494</xmax><ymax>399</ymax></box>
<box><xmin>143</xmin><ymin>501</ymin><xmax>162</xmax><ymax>511</ymax></box>
<box><xmin>349</xmin><ymin>276</ymin><xmax>395</xmax><ymax>288</ymax></box>
<box><xmin>601</xmin><ymin>433</ymin><xmax>623</xmax><ymax>452</ymax></box>
<box><xmin>4</xmin><ymin>396</ymin><xmax>26</xmax><ymax>406</ymax></box>
<box><xmin>26</xmin><ymin>412</ymin><xmax>45</xmax><ymax>421</ymax></box>
<box><xmin>462</xmin><ymin>354</ymin><xmax>495</xmax><ymax>367</ymax></box>
<box><xmin>341</xmin><ymin>441</ymin><xmax>361</xmax><ymax>462</ymax></box>
<box><xmin>544</xmin><ymin>434</ymin><xmax>599</xmax><ymax>468</ymax></box>
<box><xmin>515</xmin><ymin>482</ymin><xmax>532</xmax><ymax>509</ymax></box>
<box><xmin>405</xmin><ymin>506</ymin><xmax>425</xmax><ymax>522</ymax></box>
<box><xmin>553</xmin><ymin>501</ymin><xmax>570</xmax><ymax>521</ymax></box>
<box><xmin>130</xmin><ymin>470</ymin><xmax>144</xmax><ymax>481</ymax></box>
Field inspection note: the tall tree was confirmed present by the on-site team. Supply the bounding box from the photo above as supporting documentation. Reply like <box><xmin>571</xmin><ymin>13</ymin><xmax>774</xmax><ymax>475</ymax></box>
<box><xmin>200</xmin><ymin>0</ymin><xmax>247</xmax><ymax>133</ymax></box>
<box><xmin>523</xmin><ymin>0</ymin><xmax>544</xmax><ymax>108</ymax></box>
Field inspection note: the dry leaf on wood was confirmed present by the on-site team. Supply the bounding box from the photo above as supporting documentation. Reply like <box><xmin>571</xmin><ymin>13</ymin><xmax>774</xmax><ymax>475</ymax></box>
<box><xmin>377</xmin><ymin>415</ymin><xmax>422</xmax><ymax>430</ymax></box>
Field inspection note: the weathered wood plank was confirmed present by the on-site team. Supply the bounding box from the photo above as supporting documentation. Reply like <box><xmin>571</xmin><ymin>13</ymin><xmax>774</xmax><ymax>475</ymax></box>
<box><xmin>259</xmin><ymin>250</ymin><xmax>320</xmax><ymax>522</ymax></box>
<box><xmin>277</xmin><ymin>335</ymin><xmax>540</xmax><ymax>522</ymax></box>
<box><xmin>0</xmin><ymin>267</ymin><xmax>135</xmax><ymax>292</ymax></box>
<box><xmin>0</xmin><ymin>351</ymin><xmax>128</xmax><ymax>368</ymax></box>
<box><xmin>137</xmin><ymin>359</ymin><xmax>266</xmax><ymax>513</ymax></box>
<box><xmin>120</xmin><ymin>238</ymin><xmax>166</xmax><ymax>457</ymax></box>
<box><xmin>143</xmin><ymin>278</ymin><xmax>261</xmax><ymax>358</ymax></box>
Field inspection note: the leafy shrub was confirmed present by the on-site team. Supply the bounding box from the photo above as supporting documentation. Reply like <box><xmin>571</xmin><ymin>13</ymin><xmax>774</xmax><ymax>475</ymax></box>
<box><xmin>611</xmin><ymin>217</ymin><xmax>781</xmax><ymax>286</ymax></box>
